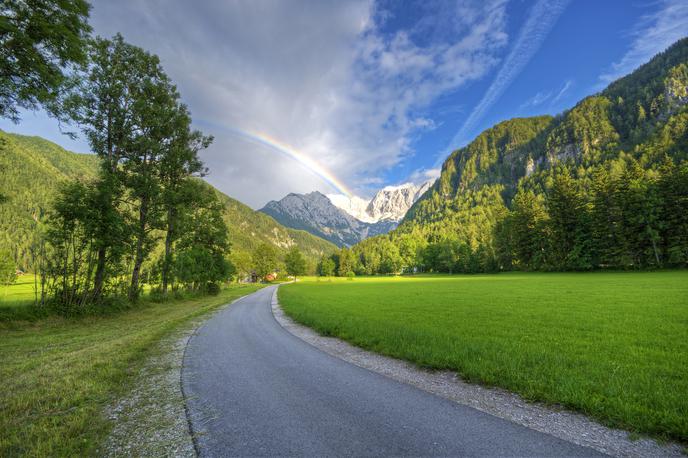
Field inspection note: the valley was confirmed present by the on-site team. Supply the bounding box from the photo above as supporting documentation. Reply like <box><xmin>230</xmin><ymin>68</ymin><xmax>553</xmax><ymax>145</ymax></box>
<box><xmin>0</xmin><ymin>1</ymin><xmax>686</xmax><ymax>456</ymax></box>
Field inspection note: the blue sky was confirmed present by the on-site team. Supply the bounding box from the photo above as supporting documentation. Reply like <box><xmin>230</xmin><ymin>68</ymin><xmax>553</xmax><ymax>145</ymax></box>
<box><xmin>2</xmin><ymin>0</ymin><xmax>687</xmax><ymax>207</ymax></box>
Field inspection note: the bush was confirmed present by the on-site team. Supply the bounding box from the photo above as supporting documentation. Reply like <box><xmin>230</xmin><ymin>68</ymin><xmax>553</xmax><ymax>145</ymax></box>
<box><xmin>346</xmin><ymin>271</ymin><xmax>355</xmax><ymax>281</ymax></box>
<box><xmin>206</xmin><ymin>282</ymin><xmax>221</xmax><ymax>296</ymax></box>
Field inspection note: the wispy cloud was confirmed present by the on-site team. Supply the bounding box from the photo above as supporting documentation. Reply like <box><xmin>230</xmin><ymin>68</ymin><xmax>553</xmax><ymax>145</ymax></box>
<box><xmin>443</xmin><ymin>0</ymin><xmax>570</xmax><ymax>157</ymax></box>
<box><xmin>520</xmin><ymin>91</ymin><xmax>552</xmax><ymax>109</ymax></box>
<box><xmin>551</xmin><ymin>79</ymin><xmax>573</xmax><ymax>104</ymax></box>
<box><xmin>519</xmin><ymin>78</ymin><xmax>573</xmax><ymax>110</ymax></box>
<box><xmin>600</xmin><ymin>0</ymin><xmax>688</xmax><ymax>83</ymax></box>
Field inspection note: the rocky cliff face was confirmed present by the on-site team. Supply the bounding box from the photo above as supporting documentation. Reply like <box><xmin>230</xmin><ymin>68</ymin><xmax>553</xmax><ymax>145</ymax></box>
<box><xmin>366</xmin><ymin>182</ymin><xmax>433</xmax><ymax>222</ymax></box>
<box><xmin>260</xmin><ymin>191</ymin><xmax>396</xmax><ymax>247</ymax></box>
<box><xmin>327</xmin><ymin>181</ymin><xmax>433</xmax><ymax>224</ymax></box>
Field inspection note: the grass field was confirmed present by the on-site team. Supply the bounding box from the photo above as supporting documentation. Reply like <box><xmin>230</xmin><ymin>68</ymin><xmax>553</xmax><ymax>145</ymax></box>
<box><xmin>0</xmin><ymin>283</ymin><xmax>264</xmax><ymax>456</ymax></box>
<box><xmin>279</xmin><ymin>271</ymin><xmax>688</xmax><ymax>442</ymax></box>
<box><xmin>0</xmin><ymin>276</ymin><xmax>40</xmax><ymax>320</ymax></box>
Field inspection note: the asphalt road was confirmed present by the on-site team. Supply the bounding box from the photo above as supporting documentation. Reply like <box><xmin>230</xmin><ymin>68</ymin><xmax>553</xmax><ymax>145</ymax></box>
<box><xmin>182</xmin><ymin>285</ymin><xmax>604</xmax><ymax>457</ymax></box>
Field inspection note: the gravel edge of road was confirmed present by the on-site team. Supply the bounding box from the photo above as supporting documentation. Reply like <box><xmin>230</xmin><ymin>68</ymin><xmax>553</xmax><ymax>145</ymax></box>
<box><xmin>101</xmin><ymin>293</ymin><xmax>255</xmax><ymax>457</ymax></box>
<box><xmin>271</xmin><ymin>287</ymin><xmax>684</xmax><ymax>458</ymax></box>
<box><xmin>101</xmin><ymin>327</ymin><xmax>196</xmax><ymax>457</ymax></box>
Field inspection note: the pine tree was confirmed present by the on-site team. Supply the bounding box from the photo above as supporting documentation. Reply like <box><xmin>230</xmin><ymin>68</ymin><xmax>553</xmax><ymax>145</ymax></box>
<box><xmin>658</xmin><ymin>159</ymin><xmax>688</xmax><ymax>265</ymax></box>
<box><xmin>546</xmin><ymin>168</ymin><xmax>593</xmax><ymax>270</ymax></box>
<box><xmin>509</xmin><ymin>189</ymin><xmax>549</xmax><ymax>270</ymax></box>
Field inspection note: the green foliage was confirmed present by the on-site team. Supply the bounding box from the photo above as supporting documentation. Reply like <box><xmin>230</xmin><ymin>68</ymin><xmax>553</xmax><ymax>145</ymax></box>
<box><xmin>0</xmin><ymin>131</ymin><xmax>98</xmax><ymax>270</ymax></box>
<box><xmin>172</xmin><ymin>183</ymin><xmax>232</xmax><ymax>291</ymax></box>
<box><xmin>252</xmin><ymin>242</ymin><xmax>278</xmax><ymax>279</ymax></box>
<box><xmin>0</xmin><ymin>248</ymin><xmax>16</xmax><ymax>287</ymax></box>
<box><xmin>280</xmin><ymin>272</ymin><xmax>688</xmax><ymax>442</ymax></box>
<box><xmin>318</xmin><ymin>257</ymin><xmax>335</xmax><ymax>277</ymax></box>
<box><xmin>284</xmin><ymin>246</ymin><xmax>307</xmax><ymax>279</ymax></box>
<box><xmin>0</xmin><ymin>0</ymin><xmax>91</xmax><ymax>122</ymax></box>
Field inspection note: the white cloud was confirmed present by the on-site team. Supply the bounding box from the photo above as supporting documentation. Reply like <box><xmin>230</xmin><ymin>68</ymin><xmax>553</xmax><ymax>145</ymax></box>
<box><xmin>444</xmin><ymin>0</ymin><xmax>570</xmax><ymax>157</ymax></box>
<box><xmin>88</xmin><ymin>0</ymin><xmax>509</xmax><ymax>207</ymax></box>
<box><xmin>520</xmin><ymin>91</ymin><xmax>552</xmax><ymax>109</ymax></box>
<box><xmin>551</xmin><ymin>79</ymin><xmax>573</xmax><ymax>104</ymax></box>
<box><xmin>600</xmin><ymin>0</ymin><xmax>688</xmax><ymax>83</ymax></box>
<box><xmin>408</xmin><ymin>167</ymin><xmax>441</xmax><ymax>185</ymax></box>
<box><xmin>519</xmin><ymin>78</ymin><xmax>572</xmax><ymax>110</ymax></box>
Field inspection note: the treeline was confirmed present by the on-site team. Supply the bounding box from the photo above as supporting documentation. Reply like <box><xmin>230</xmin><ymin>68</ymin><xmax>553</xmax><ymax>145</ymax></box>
<box><xmin>0</xmin><ymin>2</ymin><xmax>235</xmax><ymax>310</ymax></box>
<box><xmin>320</xmin><ymin>158</ymin><xmax>688</xmax><ymax>276</ymax></box>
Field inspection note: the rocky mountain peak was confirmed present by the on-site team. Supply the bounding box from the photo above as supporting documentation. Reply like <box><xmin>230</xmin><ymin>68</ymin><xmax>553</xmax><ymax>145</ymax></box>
<box><xmin>327</xmin><ymin>180</ymin><xmax>434</xmax><ymax>223</ymax></box>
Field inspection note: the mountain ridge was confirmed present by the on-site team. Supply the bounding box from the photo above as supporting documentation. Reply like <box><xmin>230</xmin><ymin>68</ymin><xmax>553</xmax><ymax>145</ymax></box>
<box><xmin>260</xmin><ymin>191</ymin><xmax>396</xmax><ymax>247</ymax></box>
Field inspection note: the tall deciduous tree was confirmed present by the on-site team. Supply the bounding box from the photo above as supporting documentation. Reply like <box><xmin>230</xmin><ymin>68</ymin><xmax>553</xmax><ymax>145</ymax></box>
<box><xmin>64</xmin><ymin>35</ymin><xmax>138</xmax><ymax>300</ymax></box>
<box><xmin>252</xmin><ymin>243</ymin><xmax>278</xmax><ymax>280</ymax></box>
<box><xmin>0</xmin><ymin>0</ymin><xmax>91</xmax><ymax>122</ymax></box>
<box><xmin>319</xmin><ymin>257</ymin><xmax>335</xmax><ymax>278</ymax></box>
<box><xmin>284</xmin><ymin>246</ymin><xmax>306</xmax><ymax>281</ymax></box>
<box><xmin>159</xmin><ymin>107</ymin><xmax>212</xmax><ymax>295</ymax></box>
<box><xmin>174</xmin><ymin>182</ymin><xmax>231</xmax><ymax>291</ymax></box>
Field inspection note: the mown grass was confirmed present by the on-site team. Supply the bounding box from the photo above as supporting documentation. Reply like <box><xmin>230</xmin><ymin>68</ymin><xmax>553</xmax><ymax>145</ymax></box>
<box><xmin>0</xmin><ymin>277</ymin><xmax>40</xmax><ymax>321</ymax></box>
<box><xmin>0</xmin><ymin>283</ymin><xmax>264</xmax><ymax>456</ymax></box>
<box><xmin>279</xmin><ymin>271</ymin><xmax>688</xmax><ymax>443</ymax></box>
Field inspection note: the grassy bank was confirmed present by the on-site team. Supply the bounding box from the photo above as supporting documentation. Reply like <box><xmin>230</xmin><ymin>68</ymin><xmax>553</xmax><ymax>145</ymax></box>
<box><xmin>0</xmin><ymin>283</ymin><xmax>263</xmax><ymax>456</ymax></box>
<box><xmin>279</xmin><ymin>272</ymin><xmax>688</xmax><ymax>442</ymax></box>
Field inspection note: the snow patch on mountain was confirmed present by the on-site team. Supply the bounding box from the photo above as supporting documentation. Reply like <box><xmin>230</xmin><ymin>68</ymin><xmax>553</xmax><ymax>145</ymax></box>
<box><xmin>325</xmin><ymin>194</ymin><xmax>374</xmax><ymax>223</ymax></box>
<box><xmin>327</xmin><ymin>180</ymin><xmax>434</xmax><ymax>223</ymax></box>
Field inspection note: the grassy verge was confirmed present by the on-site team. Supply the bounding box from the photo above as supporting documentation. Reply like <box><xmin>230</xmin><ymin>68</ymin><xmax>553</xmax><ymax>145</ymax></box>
<box><xmin>279</xmin><ymin>271</ymin><xmax>688</xmax><ymax>443</ymax></box>
<box><xmin>0</xmin><ymin>283</ymin><xmax>264</xmax><ymax>456</ymax></box>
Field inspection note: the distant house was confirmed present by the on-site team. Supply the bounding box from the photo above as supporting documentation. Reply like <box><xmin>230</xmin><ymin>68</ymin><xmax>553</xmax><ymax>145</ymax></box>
<box><xmin>264</xmin><ymin>272</ymin><xmax>277</xmax><ymax>282</ymax></box>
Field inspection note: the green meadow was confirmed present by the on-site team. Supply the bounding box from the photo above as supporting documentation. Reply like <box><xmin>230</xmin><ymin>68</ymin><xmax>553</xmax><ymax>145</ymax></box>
<box><xmin>0</xmin><ymin>283</ymin><xmax>264</xmax><ymax>456</ymax></box>
<box><xmin>279</xmin><ymin>271</ymin><xmax>688</xmax><ymax>442</ymax></box>
<box><xmin>0</xmin><ymin>276</ymin><xmax>39</xmax><ymax>320</ymax></box>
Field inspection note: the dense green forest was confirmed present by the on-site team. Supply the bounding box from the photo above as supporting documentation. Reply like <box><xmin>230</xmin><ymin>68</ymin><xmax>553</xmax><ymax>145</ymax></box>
<box><xmin>320</xmin><ymin>37</ymin><xmax>688</xmax><ymax>276</ymax></box>
<box><xmin>0</xmin><ymin>131</ymin><xmax>335</xmax><ymax>276</ymax></box>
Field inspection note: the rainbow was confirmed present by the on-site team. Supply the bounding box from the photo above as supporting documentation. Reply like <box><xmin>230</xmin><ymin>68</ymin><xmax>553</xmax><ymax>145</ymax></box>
<box><xmin>226</xmin><ymin>127</ymin><xmax>352</xmax><ymax>197</ymax></box>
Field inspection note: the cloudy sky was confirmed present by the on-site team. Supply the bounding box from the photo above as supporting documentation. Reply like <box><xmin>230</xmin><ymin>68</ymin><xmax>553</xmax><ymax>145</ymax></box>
<box><xmin>2</xmin><ymin>0</ymin><xmax>687</xmax><ymax>207</ymax></box>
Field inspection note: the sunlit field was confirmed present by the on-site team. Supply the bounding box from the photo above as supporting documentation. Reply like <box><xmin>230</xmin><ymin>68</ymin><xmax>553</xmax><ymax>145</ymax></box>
<box><xmin>0</xmin><ymin>276</ymin><xmax>42</xmax><ymax>321</ymax></box>
<box><xmin>279</xmin><ymin>271</ymin><xmax>688</xmax><ymax>442</ymax></box>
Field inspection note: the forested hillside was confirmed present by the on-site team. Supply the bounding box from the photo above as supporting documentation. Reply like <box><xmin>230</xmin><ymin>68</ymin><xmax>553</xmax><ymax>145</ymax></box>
<box><xmin>0</xmin><ymin>131</ymin><xmax>334</xmax><ymax>272</ymax></box>
<box><xmin>326</xmin><ymin>37</ymin><xmax>688</xmax><ymax>275</ymax></box>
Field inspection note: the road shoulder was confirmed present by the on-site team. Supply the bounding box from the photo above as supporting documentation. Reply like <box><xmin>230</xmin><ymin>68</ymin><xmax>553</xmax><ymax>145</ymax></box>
<box><xmin>272</xmin><ymin>286</ymin><xmax>683</xmax><ymax>458</ymax></box>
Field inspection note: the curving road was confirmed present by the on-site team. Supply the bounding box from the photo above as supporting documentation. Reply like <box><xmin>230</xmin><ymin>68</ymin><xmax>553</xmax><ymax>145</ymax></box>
<box><xmin>182</xmin><ymin>285</ymin><xmax>603</xmax><ymax>457</ymax></box>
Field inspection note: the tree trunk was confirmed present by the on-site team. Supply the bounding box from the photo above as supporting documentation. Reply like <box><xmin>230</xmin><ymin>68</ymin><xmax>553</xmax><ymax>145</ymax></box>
<box><xmin>129</xmin><ymin>198</ymin><xmax>148</xmax><ymax>301</ymax></box>
<box><xmin>161</xmin><ymin>207</ymin><xmax>174</xmax><ymax>295</ymax></box>
<box><xmin>92</xmin><ymin>246</ymin><xmax>107</xmax><ymax>300</ymax></box>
